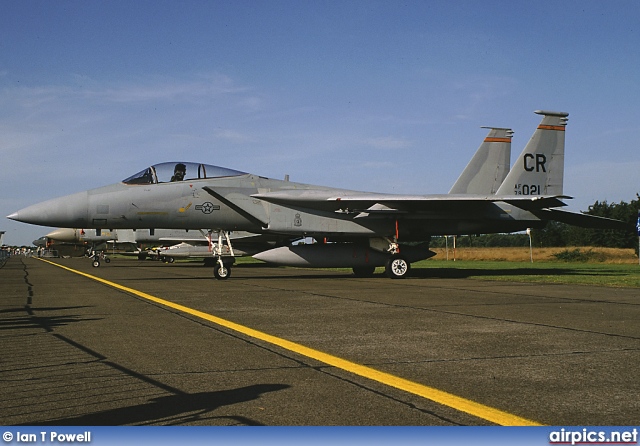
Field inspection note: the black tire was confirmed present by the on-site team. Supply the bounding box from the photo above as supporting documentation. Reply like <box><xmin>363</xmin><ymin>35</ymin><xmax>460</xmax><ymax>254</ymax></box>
<box><xmin>353</xmin><ymin>266</ymin><xmax>376</xmax><ymax>277</ymax></box>
<box><xmin>92</xmin><ymin>260</ymin><xmax>100</xmax><ymax>268</ymax></box>
<box><xmin>213</xmin><ymin>263</ymin><xmax>231</xmax><ymax>280</ymax></box>
<box><xmin>104</xmin><ymin>257</ymin><xmax>110</xmax><ymax>263</ymax></box>
<box><xmin>385</xmin><ymin>255</ymin><xmax>410</xmax><ymax>279</ymax></box>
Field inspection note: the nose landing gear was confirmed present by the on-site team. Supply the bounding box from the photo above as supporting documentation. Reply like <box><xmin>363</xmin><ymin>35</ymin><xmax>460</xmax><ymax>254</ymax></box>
<box><xmin>211</xmin><ymin>230</ymin><xmax>235</xmax><ymax>280</ymax></box>
<box><xmin>90</xmin><ymin>250</ymin><xmax>110</xmax><ymax>268</ymax></box>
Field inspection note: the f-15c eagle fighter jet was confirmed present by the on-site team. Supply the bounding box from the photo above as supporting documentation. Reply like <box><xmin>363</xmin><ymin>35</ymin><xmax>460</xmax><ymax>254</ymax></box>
<box><xmin>8</xmin><ymin>111</ymin><xmax>629</xmax><ymax>279</ymax></box>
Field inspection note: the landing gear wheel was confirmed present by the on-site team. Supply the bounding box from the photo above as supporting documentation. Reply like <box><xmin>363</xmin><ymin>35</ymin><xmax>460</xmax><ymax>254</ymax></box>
<box><xmin>386</xmin><ymin>254</ymin><xmax>410</xmax><ymax>279</ymax></box>
<box><xmin>104</xmin><ymin>257</ymin><xmax>110</xmax><ymax>263</ymax></box>
<box><xmin>92</xmin><ymin>260</ymin><xmax>100</xmax><ymax>268</ymax></box>
<box><xmin>353</xmin><ymin>266</ymin><xmax>376</xmax><ymax>277</ymax></box>
<box><xmin>213</xmin><ymin>262</ymin><xmax>231</xmax><ymax>280</ymax></box>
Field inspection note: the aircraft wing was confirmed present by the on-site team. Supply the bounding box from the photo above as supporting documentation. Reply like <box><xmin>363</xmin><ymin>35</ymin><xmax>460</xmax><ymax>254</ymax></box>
<box><xmin>250</xmin><ymin>190</ymin><xmax>570</xmax><ymax>214</ymax></box>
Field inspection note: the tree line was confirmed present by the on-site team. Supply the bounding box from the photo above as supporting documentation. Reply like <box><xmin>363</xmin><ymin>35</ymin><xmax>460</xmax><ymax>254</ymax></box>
<box><xmin>430</xmin><ymin>194</ymin><xmax>640</xmax><ymax>251</ymax></box>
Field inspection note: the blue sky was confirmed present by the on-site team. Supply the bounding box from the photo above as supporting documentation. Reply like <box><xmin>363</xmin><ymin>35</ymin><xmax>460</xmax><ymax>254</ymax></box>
<box><xmin>2</xmin><ymin>0</ymin><xmax>639</xmax><ymax>246</ymax></box>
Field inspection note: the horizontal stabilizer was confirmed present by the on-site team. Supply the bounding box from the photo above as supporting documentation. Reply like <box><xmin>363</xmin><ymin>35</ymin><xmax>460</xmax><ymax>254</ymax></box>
<box><xmin>502</xmin><ymin>195</ymin><xmax>570</xmax><ymax>211</ymax></box>
<box><xmin>535</xmin><ymin>209</ymin><xmax>632</xmax><ymax>231</ymax></box>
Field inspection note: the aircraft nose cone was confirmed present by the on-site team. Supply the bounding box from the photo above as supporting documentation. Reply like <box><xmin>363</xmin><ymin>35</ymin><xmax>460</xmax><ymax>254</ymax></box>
<box><xmin>7</xmin><ymin>191</ymin><xmax>90</xmax><ymax>228</ymax></box>
<box><xmin>46</xmin><ymin>228</ymin><xmax>78</xmax><ymax>242</ymax></box>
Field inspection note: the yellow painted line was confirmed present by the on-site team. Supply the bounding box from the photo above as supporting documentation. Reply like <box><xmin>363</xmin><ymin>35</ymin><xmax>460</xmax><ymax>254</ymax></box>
<box><xmin>37</xmin><ymin>258</ymin><xmax>542</xmax><ymax>426</ymax></box>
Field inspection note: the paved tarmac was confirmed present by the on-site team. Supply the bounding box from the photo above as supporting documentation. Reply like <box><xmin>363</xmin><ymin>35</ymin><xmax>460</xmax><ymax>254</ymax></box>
<box><xmin>1</xmin><ymin>255</ymin><xmax>638</xmax><ymax>426</ymax></box>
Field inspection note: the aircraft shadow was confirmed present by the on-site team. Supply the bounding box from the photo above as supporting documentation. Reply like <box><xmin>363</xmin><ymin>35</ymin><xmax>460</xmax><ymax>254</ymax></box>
<box><xmin>0</xmin><ymin>305</ymin><xmax>89</xmax><ymax>314</ymax></box>
<box><xmin>409</xmin><ymin>267</ymin><xmax>596</xmax><ymax>279</ymax></box>
<box><xmin>223</xmin><ymin>265</ymin><xmax>603</xmax><ymax>281</ymax></box>
<box><xmin>95</xmin><ymin>260</ymin><xmax>613</xmax><ymax>281</ymax></box>
<box><xmin>26</xmin><ymin>384</ymin><xmax>290</xmax><ymax>426</ymax></box>
<box><xmin>0</xmin><ymin>307</ymin><xmax>101</xmax><ymax>332</ymax></box>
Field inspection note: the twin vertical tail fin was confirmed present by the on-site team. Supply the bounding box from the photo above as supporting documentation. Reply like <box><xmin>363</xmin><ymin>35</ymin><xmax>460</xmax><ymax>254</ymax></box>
<box><xmin>449</xmin><ymin>127</ymin><xmax>512</xmax><ymax>195</ymax></box>
<box><xmin>496</xmin><ymin>110</ymin><xmax>569</xmax><ymax>197</ymax></box>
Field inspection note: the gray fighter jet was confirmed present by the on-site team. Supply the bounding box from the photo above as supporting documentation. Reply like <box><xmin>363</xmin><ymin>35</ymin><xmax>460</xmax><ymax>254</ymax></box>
<box><xmin>41</xmin><ymin>125</ymin><xmax>511</xmax><ymax>268</ymax></box>
<box><xmin>8</xmin><ymin>111</ymin><xmax>628</xmax><ymax>279</ymax></box>
<box><xmin>8</xmin><ymin>123</ymin><xmax>514</xmax><ymax>276</ymax></box>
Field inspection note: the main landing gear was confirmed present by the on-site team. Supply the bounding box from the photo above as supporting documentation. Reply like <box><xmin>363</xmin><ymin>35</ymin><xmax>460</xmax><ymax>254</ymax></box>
<box><xmin>385</xmin><ymin>253</ymin><xmax>410</xmax><ymax>279</ymax></box>
<box><xmin>383</xmin><ymin>230</ymin><xmax>410</xmax><ymax>279</ymax></box>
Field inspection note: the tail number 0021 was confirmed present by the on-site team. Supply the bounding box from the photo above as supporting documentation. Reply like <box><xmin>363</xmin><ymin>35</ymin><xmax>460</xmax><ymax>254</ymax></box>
<box><xmin>514</xmin><ymin>184</ymin><xmax>541</xmax><ymax>195</ymax></box>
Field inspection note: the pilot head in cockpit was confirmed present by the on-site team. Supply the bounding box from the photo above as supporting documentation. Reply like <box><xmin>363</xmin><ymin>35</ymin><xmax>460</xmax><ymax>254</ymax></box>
<box><xmin>171</xmin><ymin>163</ymin><xmax>186</xmax><ymax>182</ymax></box>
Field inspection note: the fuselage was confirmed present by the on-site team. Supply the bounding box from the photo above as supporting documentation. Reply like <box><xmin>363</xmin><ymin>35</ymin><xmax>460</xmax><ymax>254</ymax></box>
<box><xmin>9</xmin><ymin>162</ymin><xmax>543</xmax><ymax>241</ymax></box>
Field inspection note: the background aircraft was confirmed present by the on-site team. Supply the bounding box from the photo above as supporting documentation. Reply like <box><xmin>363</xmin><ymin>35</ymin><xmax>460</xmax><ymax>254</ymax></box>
<box><xmin>43</xmin><ymin>227</ymin><xmax>288</xmax><ymax>266</ymax></box>
<box><xmin>32</xmin><ymin>234</ymin><xmax>88</xmax><ymax>258</ymax></box>
<box><xmin>8</xmin><ymin>111</ymin><xmax>629</xmax><ymax>279</ymax></box>
<box><xmin>0</xmin><ymin>232</ymin><xmax>7</xmax><ymax>267</ymax></box>
<box><xmin>44</xmin><ymin>227</ymin><xmax>209</xmax><ymax>259</ymax></box>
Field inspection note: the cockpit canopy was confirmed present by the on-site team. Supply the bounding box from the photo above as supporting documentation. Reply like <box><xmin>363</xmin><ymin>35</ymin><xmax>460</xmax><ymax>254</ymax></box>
<box><xmin>122</xmin><ymin>162</ymin><xmax>246</xmax><ymax>185</ymax></box>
